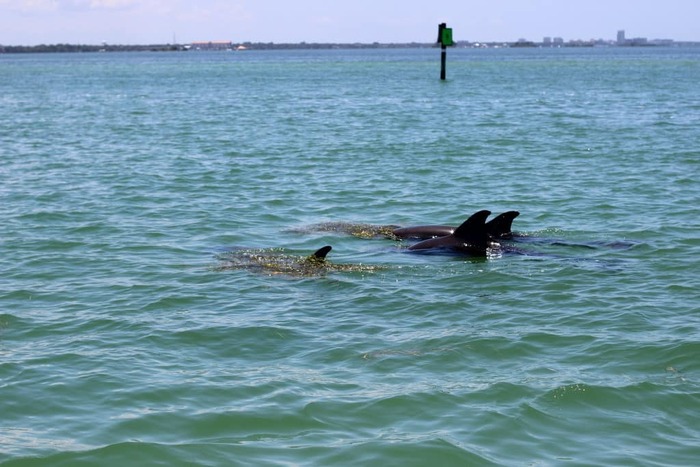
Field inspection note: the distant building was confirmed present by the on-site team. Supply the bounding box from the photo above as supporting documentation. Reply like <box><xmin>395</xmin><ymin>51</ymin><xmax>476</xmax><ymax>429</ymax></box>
<box><xmin>191</xmin><ymin>41</ymin><xmax>232</xmax><ymax>51</ymax></box>
<box><xmin>543</xmin><ymin>36</ymin><xmax>552</xmax><ymax>46</ymax></box>
<box><xmin>553</xmin><ymin>37</ymin><xmax>564</xmax><ymax>47</ymax></box>
<box><xmin>617</xmin><ymin>30</ymin><xmax>626</xmax><ymax>45</ymax></box>
<box><xmin>616</xmin><ymin>30</ymin><xmax>651</xmax><ymax>46</ymax></box>
<box><xmin>627</xmin><ymin>37</ymin><xmax>649</xmax><ymax>46</ymax></box>
<box><xmin>650</xmin><ymin>38</ymin><xmax>674</xmax><ymax>46</ymax></box>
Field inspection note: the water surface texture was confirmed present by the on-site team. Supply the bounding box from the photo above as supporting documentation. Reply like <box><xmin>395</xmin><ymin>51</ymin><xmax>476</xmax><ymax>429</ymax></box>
<box><xmin>1</xmin><ymin>47</ymin><xmax>699</xmax><ymax>466</ymax></box>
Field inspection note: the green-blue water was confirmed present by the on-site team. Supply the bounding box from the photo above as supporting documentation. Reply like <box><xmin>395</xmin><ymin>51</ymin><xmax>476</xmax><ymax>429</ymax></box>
<box><xmin>1</xmin><ymin>47</ymin><xmax>699</xmax><ymax>466</ymax></box>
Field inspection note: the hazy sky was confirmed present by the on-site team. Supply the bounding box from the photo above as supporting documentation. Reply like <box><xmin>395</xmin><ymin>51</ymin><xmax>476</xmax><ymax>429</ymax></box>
<box><xmin>1</xmin><ymin>0</ymin><xmax>698</xmax><ymax>46</ymax></box>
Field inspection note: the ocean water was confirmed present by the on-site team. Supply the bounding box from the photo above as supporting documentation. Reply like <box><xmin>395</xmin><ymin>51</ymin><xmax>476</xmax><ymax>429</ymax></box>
<box><xmin>1</xmin><ymin>46</ymin><xmax>699</xmax><ymax>466</ymax></box>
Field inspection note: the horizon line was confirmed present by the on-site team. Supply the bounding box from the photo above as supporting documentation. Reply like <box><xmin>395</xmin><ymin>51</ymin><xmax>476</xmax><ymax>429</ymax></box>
<box><xmin>4</xmin><ymin>37</ymin><xmax>700</xmax><ymax>48</ymax></box>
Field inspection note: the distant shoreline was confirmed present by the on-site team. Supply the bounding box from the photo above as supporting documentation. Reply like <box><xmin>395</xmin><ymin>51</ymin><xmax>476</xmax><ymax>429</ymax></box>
<box><xmin>2</xmin><ymin>40</ymin><xmax>700</xmax><ymax>54</ymax></box>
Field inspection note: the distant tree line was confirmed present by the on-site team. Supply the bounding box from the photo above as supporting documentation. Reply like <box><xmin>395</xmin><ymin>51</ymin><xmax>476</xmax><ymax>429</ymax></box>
<box><xmin>0</xmin><ymin>42</ymin><xmax>438</xmax><ymax>54</ymax></box>
<box><xmin>0</xmin><ymin>43</ymin><xmax>182</xmax><ymax>53</ymax></box>
<box><xmin>237</xmin><ymin>42</ymin><xmax>435</xmax><ymax>50</ymax></box>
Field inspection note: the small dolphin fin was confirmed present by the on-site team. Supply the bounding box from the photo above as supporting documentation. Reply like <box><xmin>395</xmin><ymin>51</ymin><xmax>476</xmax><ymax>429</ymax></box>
<box><xmin>308</xmin><ymin>245</ymin><xmax>332</xmax><ymax>262</ymax></box>
<box><xmin>486</xmin><ymin>210</ymin><xmax>520</xmax><ymax>238</ymax></box>
<box><xmin>453</xmin><ymin>210</ymin><xmax>491</xmax><ymax>250</ymax></box>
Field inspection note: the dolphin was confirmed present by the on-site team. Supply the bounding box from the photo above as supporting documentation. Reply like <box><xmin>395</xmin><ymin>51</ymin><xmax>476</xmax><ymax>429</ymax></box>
<box><xmin>215</xmin><ymin>245</ymin><xmax>385</xmax><ymax>277</ymax></box>
<box><xmin>287</xmin><ymin>222</ymin><xmax>400</xmax><ymax>239</ymax></box>
<box><xmin>407</xmin><ymin>210</ymin><xmax>493</xmax><ymax>256</ymax></box>
<box><xmin>304</xmin><ymin>245</ymin><xmax>333</xmax><ymax>264</ymax></box>
<box><xmin>485</xmin><ymin>210</ymin><xmax>520</xmax><ymax>239</ymax></box>
<box><xmin>392</xmin><ymin>224</ymin><xmax>454</xmax><ymax>240</ymax></box>
<box><xmin>394</xmin><ymin>210</ymin><xmax>520</xmax><ymax>240</ymax></box>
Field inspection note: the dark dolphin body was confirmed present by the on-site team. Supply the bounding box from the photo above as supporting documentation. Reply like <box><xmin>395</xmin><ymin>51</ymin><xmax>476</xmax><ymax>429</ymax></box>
<box><xmin>408</xmin><ymin>210</ymin><xmax>494</xmax><ymax>256</ymax></box>
<box><xmin>393</xmin><ymin>210</ymin><xmax>520</xmax><ymax>240</ymax></box>
<box><xmin>486</xmin><ymin>210</ymin><xmax>520</xmax><ymax>239</ymax></box>
<box><xmin>391</xmin><ymin>224</ymin><xmax>454</xmax><ymax>240</ymax></box>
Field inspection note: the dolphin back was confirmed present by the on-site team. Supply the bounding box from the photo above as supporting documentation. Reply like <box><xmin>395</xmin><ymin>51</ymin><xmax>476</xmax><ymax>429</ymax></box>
<box><xmin>408</xmin><ymin>210</ymin><xmax>491</xmax><ymax>255</ymax></box>
<box><xmin>486</xmin><ymin>210</ymin><xmax>520</xmax><ymax>238</ymax></box>
<box><xmin>307</xmin><ymin>245</ymin><xmax>332</xmax><ymax>263</ymax></box>
<box><xmin>453</xmin><ymin>210</ymin><xmax>491</xmax><ymax>251</ymax></box>
<box><xmin>392</xmin><ymin>225</ymin><xmax>454</xmax><ymax>240</ymax></box>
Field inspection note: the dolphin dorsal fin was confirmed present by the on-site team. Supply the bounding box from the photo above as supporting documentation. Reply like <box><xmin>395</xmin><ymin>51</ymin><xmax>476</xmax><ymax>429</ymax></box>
<box><xmin>453</xmin><ymin>210</ymin><xmax>491</xmax><ymax>249</ymax></box>
<box><xmin>486</xmin><ymin>210</ymin><xmax>520</xmax><ymax>238</ymax></box>
<box><xmin>308</xmin><ymin>245</ymin><xmax>332</xmax><ymax>263</ymax></box>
